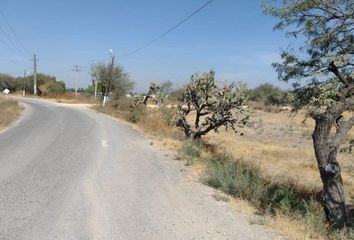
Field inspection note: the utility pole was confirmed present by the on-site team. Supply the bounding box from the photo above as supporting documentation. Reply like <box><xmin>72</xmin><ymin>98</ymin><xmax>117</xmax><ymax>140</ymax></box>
<box><xmin>31</xmin><ymin>54</ymin><xmax>38</xmax><ymax>95</ymax></box>
<box><xmin>73</xmin><ymin>65</ymin><xmax>81</xmax><ymax>97</ymax></box>
<box><xmin>23</xmin><ymin>70</ymin><xmax>26</xmax><ymax>96</ymax></box>
<box><xmin>103</xmin><ymin>52</ymin><xmax>115</xmax><ymax>106</ymax></box>
<box><xmin>94</xmin><ymin>79</ymin><xmax>98</xmax><ymax>101</ymax></box>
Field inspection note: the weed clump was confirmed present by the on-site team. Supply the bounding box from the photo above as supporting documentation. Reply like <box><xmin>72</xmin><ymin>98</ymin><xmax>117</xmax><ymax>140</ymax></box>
<box><xmin>179</xmin><ymin>141</ymin><xmax>352</xmax><ymax>238</ymax></box>
<box><xmin>125</xmin><ymin>106</ymin><xmax>145</xmax><ymax>123</ymax></box>
<box><xmin>179</xmin><ymin>140</ymin><xmax>203</xmax><ymax>165</ymax></box>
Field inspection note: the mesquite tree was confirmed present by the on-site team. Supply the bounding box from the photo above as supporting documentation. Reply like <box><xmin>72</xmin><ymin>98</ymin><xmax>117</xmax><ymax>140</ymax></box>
<box><xmin>176</xmin><ymin>70</ymin><xmax>249</xmax><ymax>139</ymax></box>
<box><xmin>90</xmin><ymin>61</ymin><xmax>134</xmax><ymax>102</ymax></box>
<box><xmin>264</xmin><ymin>0</ymin><xmax>354</xmax><ymax>228</ymax></box>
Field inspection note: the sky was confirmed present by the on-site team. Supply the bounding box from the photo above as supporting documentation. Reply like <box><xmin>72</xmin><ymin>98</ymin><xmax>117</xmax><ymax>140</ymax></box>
<box><xmin>0</xmin><ymin>0</ymin><xmax>297</xmax><ymax>92</ymax></box>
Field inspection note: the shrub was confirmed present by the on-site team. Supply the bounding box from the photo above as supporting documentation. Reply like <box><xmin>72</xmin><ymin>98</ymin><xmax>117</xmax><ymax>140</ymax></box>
<box><xmin>110</xmin><ymin>97</ymin><xmax>133</xmax><ymax>112</ymax></box>
<box><xmin>179</xmin><ymin>140</ymin><xmax>203</xmax><ymax>165</ymax></box>
<box><xmin>197</xmin><ymin>149</ymin><xmax>343</xmax><ymax>238</ymax></box>
<box><xmin>159</xmin><ymin>107</ymin><xmax>176</xmax><ymax>127</ymax></box>
<box><xmin>124</xmin><ymin>105</ymin><xmax>145</xmax><ymax>123</ymax></box>
<box><xmin>203</xmin><ymin>152</ymin><xmax>318</xmax><ymax>214</ymax></box>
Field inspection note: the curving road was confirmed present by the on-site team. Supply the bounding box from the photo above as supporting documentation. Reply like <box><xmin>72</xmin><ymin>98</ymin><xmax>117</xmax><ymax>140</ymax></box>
<box><xmin>0</xmin><ymin>99</ymin><xmax>281</xmax><ymax>240</ymax></box>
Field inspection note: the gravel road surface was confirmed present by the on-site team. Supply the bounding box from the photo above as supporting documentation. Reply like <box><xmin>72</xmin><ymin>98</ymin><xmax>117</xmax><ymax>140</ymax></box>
<box><xmin>0</xmin><ymin>99</ymin><xmax>282</xmax><ymax>240</ymax></box>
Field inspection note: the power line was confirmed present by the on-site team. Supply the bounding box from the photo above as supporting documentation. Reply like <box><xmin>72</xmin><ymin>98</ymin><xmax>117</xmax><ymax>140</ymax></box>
<box><xmin>0</xmin><ymin>35</ymin><xmax>21</xmax><ymax>56</ymax></box>
<box><xmin>0</xmin><ymin>24</ymin><xmax>26</xmax><ymax>57</ymax></box>
<box><xmin>49</xmin><ymin>70</ymin><xmax>73</xmax><ymax>74</ymax></box>
<box><xmin>124</xmin><ymin>0</ymin><xmax>215</xmax><ymax>57</ymax></box>
<box><xmin>0</xmin><ymin>10</ymin><xmax>29</xmax><ymax>55</ymax></box>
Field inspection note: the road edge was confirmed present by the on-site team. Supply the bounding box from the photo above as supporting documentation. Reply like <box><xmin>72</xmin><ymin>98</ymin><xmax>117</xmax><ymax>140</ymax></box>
<box><xmin>0</xmin><ymin>101</ymin><xmax>29</xmax><ymax>135</ymax></box>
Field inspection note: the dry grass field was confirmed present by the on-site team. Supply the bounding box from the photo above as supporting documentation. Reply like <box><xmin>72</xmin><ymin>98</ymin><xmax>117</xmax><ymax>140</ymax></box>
<box><xmin>0</xmin><ymin>95</ymin><xmax>23</xmax><ymax>129</ymax></box>
<box><xmin>205</xmin><ymin>108</ymin><xmax>354</xmax><ymax>205</ymax></box>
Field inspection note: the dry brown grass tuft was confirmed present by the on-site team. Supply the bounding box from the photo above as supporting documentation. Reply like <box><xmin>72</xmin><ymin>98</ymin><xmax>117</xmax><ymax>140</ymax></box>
<box><xmin>269</xmin><ymin>213</ymin><xmax>325</xmax><ymax>240</ymax></box>
<box><xmin>96</xmin><ymin>100</ymin><xmax>185</xmax><ymax>146</ymax></box>
<box><xmin>0</xmin><ymin>96</ymin><xmax>23</xmax><ymax>129</ymax></box>
<box><xmin>136</xmin><ymin>108</ymin><xmax>183</xmax><ymax>140</ymax></box>
<box><xmin>54</xmin><ymin>93</ymin><xmax>96</xmax><ymax>104</ymax></box>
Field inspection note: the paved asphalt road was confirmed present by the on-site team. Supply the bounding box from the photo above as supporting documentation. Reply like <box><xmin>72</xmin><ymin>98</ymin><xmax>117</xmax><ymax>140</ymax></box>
<box><xmin>0</xmin><ymin>99</ymin><xmax>281</xmax><ymax>240</ymax></box>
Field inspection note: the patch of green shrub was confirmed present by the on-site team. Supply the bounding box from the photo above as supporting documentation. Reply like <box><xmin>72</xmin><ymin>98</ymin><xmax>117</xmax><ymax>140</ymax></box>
<box><xmin>203</xmin><ymin>153</ymin><xmax>264</xmax><ymax>206</ymax></box>
<box><xmin>179</xmin><ymin>140</ymin><xmax>203</xmax><ymax>165</ymax></box>
<box><xmin>124</xmin><ymin>106</ymin><xmax>145</xmax><ymax>123</ymax></box>
<box><xmin>196</xmin><ymin>149</ymin><xmax>347</xmax><ymax>238</ymax></box>
<box><xmin>159</xmin><ymin>107</ymin><xmax>176</xmax><ymax>126</ymax></box>
<box><xmin>110</xmin><ymin>97</ymin><xmax>133</xmax><ymax>112</ymax></box>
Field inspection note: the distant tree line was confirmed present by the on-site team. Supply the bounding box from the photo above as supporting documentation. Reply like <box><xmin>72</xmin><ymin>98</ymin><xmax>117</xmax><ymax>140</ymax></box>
<box><xmin>0</xmin><ymin>73</ymin><xmax>65</xmax><ymax>96</ymax></box>
<box><xmin>167</xmin><ymin>82</ymin><xmax>293</xmax><ymax>107</ymax></box>
<box><xmin>249</xmin><ymin>83</ymin><xmax>293</xmax><ymax>106</ymax></box>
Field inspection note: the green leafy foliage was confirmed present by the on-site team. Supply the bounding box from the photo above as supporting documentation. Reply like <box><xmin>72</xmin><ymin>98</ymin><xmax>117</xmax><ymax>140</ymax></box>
<box><xmin>90</xmin><ymin>61</ymin><xmax>134</xmax><ymax>100</ymax></box>
<box><xmin>250</xmin><ymin>83</ymin><xmax>293</xmax><ymax>106</ymax></box>
<box><xmin>0</xmin><ymin>73</ymin><xmax>65</xmax><ymax>96</ymax></box>
<box><xmin>264</xmin><ymin>0</ymin><xmax>354</xmax><ymax>229</ymax></box>
<box><xmin>204</xmin><ymin>150</ymin><xmax>354</xmax><ymax>238</ymax></box>
<box><xmin>263</xmin><ymin>0</ymin><xmax>354</xmax><ymax>113</ymax></box>
<box><xmin>0</xmin><ymin>74</ymin><xmax>20</xmax><ymax>92</ymax></box>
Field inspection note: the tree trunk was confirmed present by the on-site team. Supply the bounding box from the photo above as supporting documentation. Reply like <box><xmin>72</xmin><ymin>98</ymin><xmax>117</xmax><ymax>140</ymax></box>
<box><xmin>312</xmin><ymin>120</ymin><xmax>348</xmax><ymax>228</ymax></box>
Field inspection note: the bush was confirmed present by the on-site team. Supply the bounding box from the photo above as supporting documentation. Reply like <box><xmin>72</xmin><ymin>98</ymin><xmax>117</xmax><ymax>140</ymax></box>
<box><xmin>250</xmin><ymin>83</ymin><xmax>293</xmax><ymax>106</ymax></box>
<box><xmin>124</xmin><ymin>106</ymin><xmax>145</xmax><ymax>123</ymax></box>
<box><xmin>179</xmin><ymin>140</ymin><xmax>203</xmax><ymax>165</ymax></box>
<box><xmin>192</xmin><ymin>148</ymin><xmax>347</xmax><ymax>238</ymax></box>
<box><xmin>203</xmin><ymin>152</ymin><xmax>317</xmax><ymax>214</ymax></box>
<box><xmin>110</xmin><ymin>97</ymin><xmax>133</xmax><ymax>112</ymax></box>
<box><xmin>203</xmin><ymin>153</ymin><xmax>265</xmax><ymax>206</ymax></box>
<box><xmin>159</xmin><ymin>107</ymin><xmax>176</xmax><ymax>126</ymax></box>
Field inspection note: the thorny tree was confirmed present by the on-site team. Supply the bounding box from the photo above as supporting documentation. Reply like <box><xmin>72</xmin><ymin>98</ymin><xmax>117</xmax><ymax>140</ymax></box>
<box><xmin>130</xmin><ymin>82</ymin><xmax>165</xmax><ymax>111</ymax></box>
<box><xmin>264</xmin><ymin>0</ymin><xmax>354</xmax><ymax>228</ymax></box>
<box><xmin>176</xmin><ymin>70</ymin><xmax>249</xmax><ymax>139</ymax></box>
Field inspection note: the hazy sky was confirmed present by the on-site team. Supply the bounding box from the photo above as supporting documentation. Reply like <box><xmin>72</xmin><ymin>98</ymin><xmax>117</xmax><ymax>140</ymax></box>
<box><xmin>0</xmin><ymin>0</ymin><xmax>297</xmax><ymax>92</ymax></box>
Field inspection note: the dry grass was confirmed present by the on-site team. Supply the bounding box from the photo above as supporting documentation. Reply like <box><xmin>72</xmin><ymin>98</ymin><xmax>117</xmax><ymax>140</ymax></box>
<box><xmin>56</xmin><ymin>93</ymin><xmax>96</xmax><ymax>104</ymax></box>
<box><xmin>0</xmin><ymin>95</ymin><xmax>23</xmax><ymax>129</ymax></box>
<box><xmin>135</xmin><ymin>108</ymin><xmax>183</xmax><ymax>140</ymax></box>
<box><xmin>95</xmin><ymin>100</ymin><xmax>185</xmax><ymax>152</ymax></box>
<box><xmin>203</xmin><ymin>109</ymin><xmax>354</xmax><ymax>204</ymax></box>
<box><xmin>269</xmin><ymin>213</ymin><xmax>325</xmax><ymax>240</ymax></box>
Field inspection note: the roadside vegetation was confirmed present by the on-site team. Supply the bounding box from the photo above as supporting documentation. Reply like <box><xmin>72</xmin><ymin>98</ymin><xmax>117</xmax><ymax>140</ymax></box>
<box><xmin>265</xmin><ymin>0</ymin><xmax>354</xmax><ymax>231</ymax></box>
<box><xmin>94</xmin><ymin>0</ymin><xmax>354</xmax><ymax>236</ymax></box>
<box><xmin>0</xmin><ymin>95</ymin><xmax>23</xmax><ymax>129</ymax></box>
<box><xmin>94</xmin><ymin>72</ymin><xmax>353</xmax><ymax>239</ymax></box>
<box><xmin>89</xmin><ymin>58</ymin><xmax>134</xmax><ymax>105</ymax></box>
<box><xmin>0</xmin><ymin>73</ymin><xmax>65</xmax><ymax>97</ymax></box>
<box><xmin>1</xmin><ymin>0</ymin><xmax>353</xmax><ymax>238</ymax></box>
